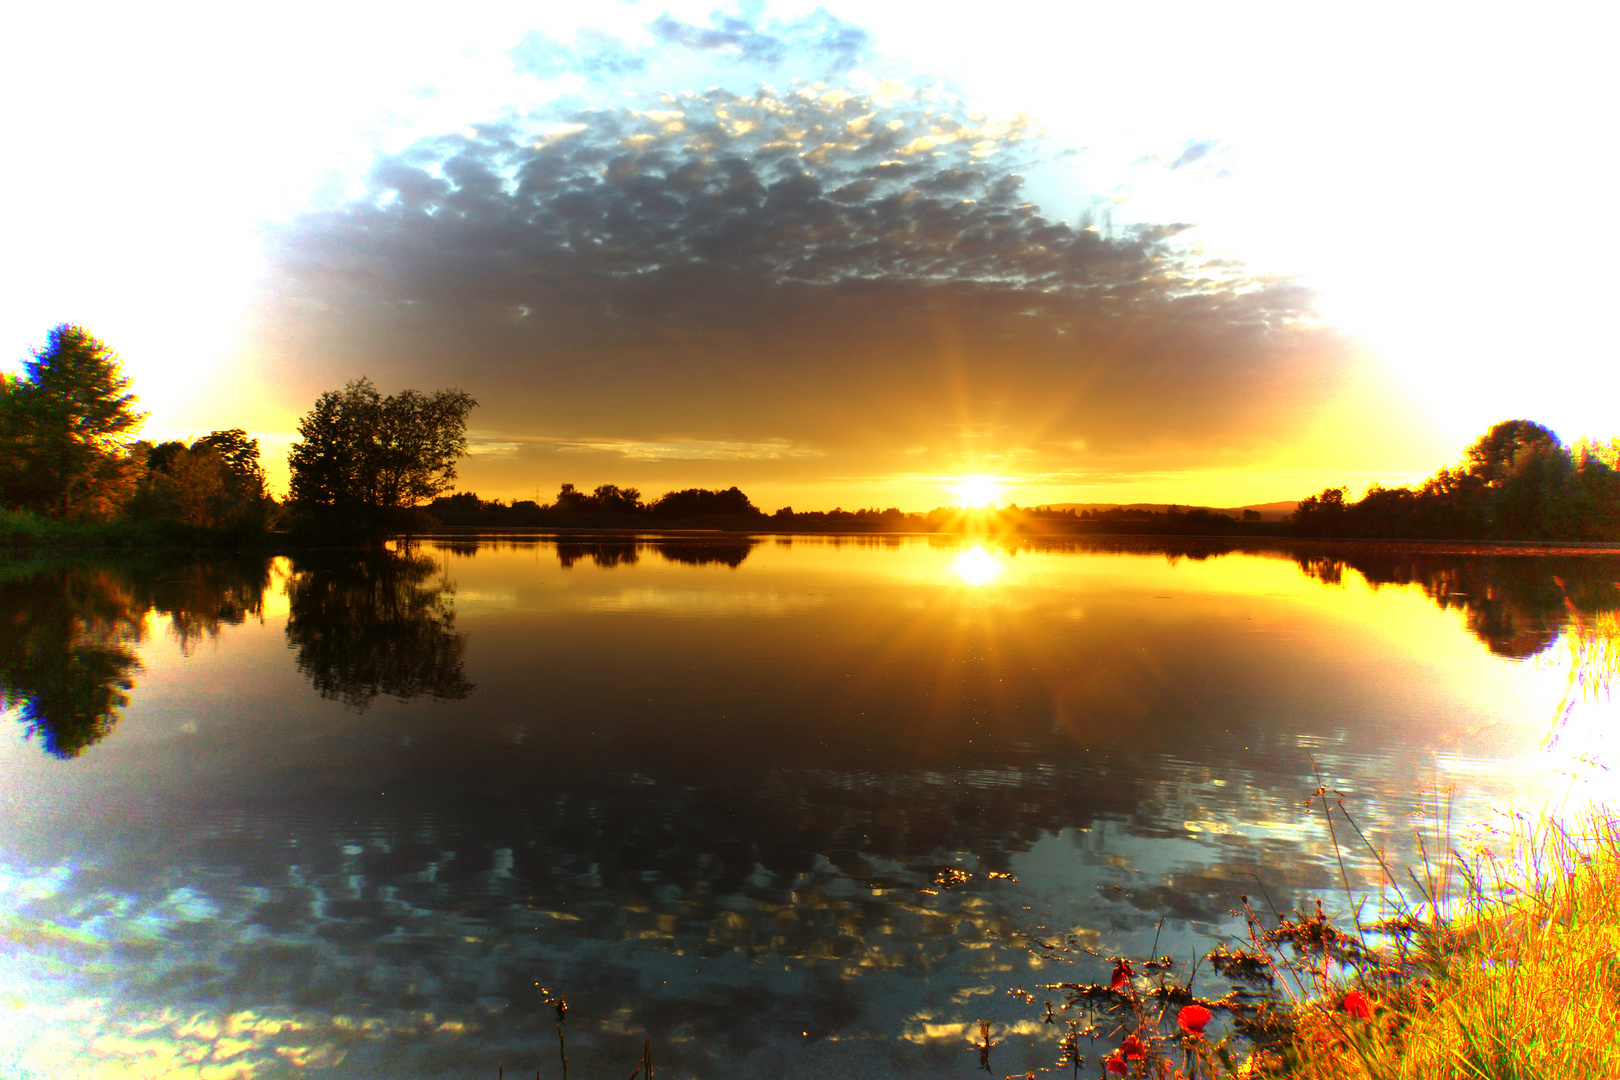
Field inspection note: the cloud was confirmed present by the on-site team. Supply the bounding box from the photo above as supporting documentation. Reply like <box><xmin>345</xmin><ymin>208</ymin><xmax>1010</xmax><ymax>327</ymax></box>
<box><xmin>511</xmin><ymin>29</ymin><xmax>646</xmax><ymax>81</ymax></box>
<box><xmin>1168</xmin><ymin>139</ymin><xmax>1217</xmax><ymax>170</ymax></box>
<box><xmin>263</xmin><ymin>81</ymin><xmax>1355</xmax><ymax>491</ymax></box>
<box><xmin>648</xmin><ymin>9</ymin><xmax>869</xmax><ymax>72</ymax></box>
<box><xmin>555</xmin><ymin>437</ymin><xmax>825</xmax><ymax>461</ymax></box>
<box><xmin>510</xmin><ymin>8</ymin><xmax>868</xmax><ymax>88</ymax></box>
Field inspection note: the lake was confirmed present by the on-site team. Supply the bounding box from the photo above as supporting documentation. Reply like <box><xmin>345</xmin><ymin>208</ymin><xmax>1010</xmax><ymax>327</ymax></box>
<box><xmin>2</xmin><ymin>535</ymin><xmax>1616</xmax><ymax>1078</ymax></box>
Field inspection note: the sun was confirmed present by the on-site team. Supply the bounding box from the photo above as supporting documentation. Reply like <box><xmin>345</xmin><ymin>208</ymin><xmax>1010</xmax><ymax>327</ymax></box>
<box><xmin>948</xmin><ymin>474</ymin><xmax>1006</xmax><ymax>508</ymax></box>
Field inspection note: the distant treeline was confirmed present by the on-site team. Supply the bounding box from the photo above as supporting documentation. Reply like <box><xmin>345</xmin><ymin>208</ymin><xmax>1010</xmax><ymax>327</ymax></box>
<box><xmin>11</xmin><ymin>326</ymin><xmax>1611</xmax><ymax>548</ymax></box>
<box><xmin>428</xmin><ymin>484</ymin><xmax>1281</xmax><ymax>536</ymax></box>
<box><xmin>1292</xmin><ymin>420</ymin><xmax>1620</xmax><ymax>541</ymax></box>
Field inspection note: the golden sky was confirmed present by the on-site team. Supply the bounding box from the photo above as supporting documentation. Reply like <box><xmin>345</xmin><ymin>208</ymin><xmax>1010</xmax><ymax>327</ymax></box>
<box><xmin>4</xmin><ymin>1</ymin><xmax>1614</xmax><ymax>510</ymax></box>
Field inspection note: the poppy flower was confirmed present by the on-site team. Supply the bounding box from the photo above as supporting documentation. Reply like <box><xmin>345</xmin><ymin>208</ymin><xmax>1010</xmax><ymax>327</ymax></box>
<box><xmin>1120</xmin><ymin>1035</ymin><xmax>1147</xmax><ymax>1060</ymax></box>
<box><xmin>1343</xmin><ymin>989</ymin><xmax>1374</xmax><ymax>1019</ymax></box>
<box><xmin>1105</xmin><ymin>1052</ymin><xmax>1129</xmax><ymax>1075</ymax></box>
<box><xmin>1111</xmin><ymin>960</ymin><xmax>1133</xmax><ymax>990</ymax></box>
<box><xmin>1177</xmin><ymin>1004</ymin><xmax>1212</xmax><ymax>1036</ymax></box>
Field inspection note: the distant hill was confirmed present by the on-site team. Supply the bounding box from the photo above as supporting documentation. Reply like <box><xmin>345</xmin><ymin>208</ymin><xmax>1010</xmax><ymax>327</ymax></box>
<box><xmin>1027</xmin><ymin>501</ymin><xmax>1299</xmax><ymax>522</ymax></box>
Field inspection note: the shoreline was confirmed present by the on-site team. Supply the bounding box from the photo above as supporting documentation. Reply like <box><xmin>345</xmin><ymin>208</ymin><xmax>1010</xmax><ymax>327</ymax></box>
<box><xmin>6</xmin><ymin>526</ymin><xmax>1620</xmax><ymax>558</ymax></box>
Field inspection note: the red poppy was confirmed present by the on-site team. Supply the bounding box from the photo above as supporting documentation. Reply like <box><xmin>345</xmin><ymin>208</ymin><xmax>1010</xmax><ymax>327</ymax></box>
<box><xmin>1343</xmin><ymin>989</ymin><xmax>1374</xmax><ymax>1019</ymax></box>
<box><xmin>1105</xmin><ymin>1052</ymin><xmax>1129</xmax><ymax>1075</ymax></box>
<box><xmin>1177</xmin><ymin>1004</ymin><xmax>1212</xmax><ymax>1036</ymax></box>
<box><xmin>1120</xmin><ymin>1035</ymin><xmax>1147</xmax><ymax>1060</ymax></box>
<box><xmin>1111</xmin><ymin>960</ymin><xmax>1133</xmax><ymax>990</ymax></box>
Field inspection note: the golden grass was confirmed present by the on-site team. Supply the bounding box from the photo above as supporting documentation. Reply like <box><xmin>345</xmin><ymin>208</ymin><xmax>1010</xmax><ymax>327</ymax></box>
<box><xmin>1255</xmin><ymin>812</ymin><xmax>1620</xmax><ymax>1080</ymax></box>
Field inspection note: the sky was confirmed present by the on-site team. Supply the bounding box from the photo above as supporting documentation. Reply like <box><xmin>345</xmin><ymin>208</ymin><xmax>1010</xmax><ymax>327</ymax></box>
<box><xmin>4</xmin><ymin>1</ymin><xmax>1616</xmax><ymax>511</ymax></box>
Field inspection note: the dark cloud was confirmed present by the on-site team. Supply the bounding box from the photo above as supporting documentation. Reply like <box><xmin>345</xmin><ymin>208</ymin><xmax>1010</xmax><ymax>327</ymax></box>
<box><xmin>265</xmin><ymin>85</ymin><xmax>1353</xmax><ymax>486</ymax></box>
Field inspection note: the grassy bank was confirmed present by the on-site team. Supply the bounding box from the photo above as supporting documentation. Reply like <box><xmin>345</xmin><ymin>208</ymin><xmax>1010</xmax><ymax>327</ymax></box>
<box><xmin>0</xmin><ymin>507</ymin><xmax>281</xmax><ymax>550</ymax></box>
<box><xmin>1254</xmin><ymin>811</ymin><xmax>1620</xmax><ymax>1079</ymax></box>
<box><xmin>1031</xmin><ymin>807</ymin><xmax>1620</xmax><ymax>1079</ymax></box>
<box><xmin>0</xmin><ymin>507</ymin><xmax>164</xmax><ymax>548</ymax></box>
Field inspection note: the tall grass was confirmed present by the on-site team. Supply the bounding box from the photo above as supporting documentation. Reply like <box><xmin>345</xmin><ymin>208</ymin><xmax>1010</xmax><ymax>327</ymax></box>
<box><xmin>1262</xmin><ymin>811</ymin><xmax>1620</xmax><ymax>1080</ymax></box>
<box><xmin>1029</xmin><ymin>797</ymin><xmax>1620</xmax><ymax>1079</ymax></box>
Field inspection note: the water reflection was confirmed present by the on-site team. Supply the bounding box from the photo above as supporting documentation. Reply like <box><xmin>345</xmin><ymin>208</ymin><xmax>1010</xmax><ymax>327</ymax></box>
<box><xmin>0</xmin><ymin>550</ymin><xmax>472</xmax><ymax>755</ymax></box>
<box><xmin>650</xmin><ymin>539</ymin><xmax>753</xmax><ymax>568</ymax></box>
<box><xmin>556</xmin><ymin>538</ymin><xmax>641</xmax><ymax>569</ymax></box>
<box><xmin>949</xmin><ymin>544</ymin><xmax>1002</xmax><ymax>586</ymax></box>
<box><xmin>552</xmin><ymin>537</ymin><xmax>757</xmax><ymax>569</ymax></box>
<box><xmin>2</xmin><ymin>537</ymin><xmax>1619</xmax><ymax>1077</ymax></box>
<box><xmin>0</xmin><ymin>557</ymin><xmax>273</xmax><ymax>758</ymax></box>
<box><xmin>1294</xmin><ymin>547</ymin><xmax>1620</xmax><ymax>657</ymax></box>
<box><xmin>284</xmin><ymin>549</ymin><xmax>473</xmax><ymax>710</ymax></box>
<box><xmin>0</xmin><ymin>564</ymin><xmax>143</xmax><ymax>758</ymax></box>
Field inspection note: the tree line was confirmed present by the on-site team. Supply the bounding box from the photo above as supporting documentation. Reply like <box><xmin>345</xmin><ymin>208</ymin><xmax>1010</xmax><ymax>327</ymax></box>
<box><xmin>1292</xmin><ymin>420</ymin><xmax>1620</xmax><ymax>540</ymax></box>
<box><xmin>0</xmin><ymin>325</ymin><xmax>278</xmax><ymax>539</ymax></box>
<box><xmin>429</xmin><ymin>483</ymin><xmax>767</xmax><ymax>526</ymax></box>
<box><xmin>7</xmin><ymin>326</ymin><xmax>1616</xmax><ymax>545</ymax></box>
<box><xmin>0</xmin><ymin>326</ymin><xmax>479</xmax><ymax>542</ymax></box>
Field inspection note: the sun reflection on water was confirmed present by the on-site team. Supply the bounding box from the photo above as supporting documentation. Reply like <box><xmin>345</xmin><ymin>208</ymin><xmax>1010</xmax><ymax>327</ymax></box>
<box><xmin>949</xmin><ymin>545</ymin><xmax>1003</xmax><ymax>587</ymax></box>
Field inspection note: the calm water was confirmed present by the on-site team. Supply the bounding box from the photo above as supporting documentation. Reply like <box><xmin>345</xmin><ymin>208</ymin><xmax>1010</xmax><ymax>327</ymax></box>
<box><xmin>2</xmin><ymin>536</ymin><xmax>1616</xmax><ymax>1078</ymax></box>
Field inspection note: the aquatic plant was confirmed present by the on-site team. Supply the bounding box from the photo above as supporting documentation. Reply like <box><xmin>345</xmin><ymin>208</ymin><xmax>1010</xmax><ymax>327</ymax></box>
<box><xmin>1020</xmin><ymin>792</ymin><xmax>1620</xmax><ymax>1078</ymax></box>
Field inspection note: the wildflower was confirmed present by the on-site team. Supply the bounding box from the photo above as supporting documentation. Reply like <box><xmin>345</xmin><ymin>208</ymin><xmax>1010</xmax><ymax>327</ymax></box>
<box><xmin>1343</xmin><ymin>989</ymin><xmax>1373</xmax><ymax>1019</ymax></box>
<box><xmin>1177</xmin><ymin>1004</ymin><xmax>1212</xmax><ymax>1036</ymax></box>
<box><xmin>1111</xmin><ymin>959</ymin><xmax>1133</xmax><ymax>990</ymax></box>
<box><xmin>1120</xmin><ymin>1034</ymin><xmax>1147</xmax><ymax>1059</ymax></box>
<box><xmin>1105</xmin><ymin>1051</ymin><xmax>1129</xmax><ymax>1075</ymax></box>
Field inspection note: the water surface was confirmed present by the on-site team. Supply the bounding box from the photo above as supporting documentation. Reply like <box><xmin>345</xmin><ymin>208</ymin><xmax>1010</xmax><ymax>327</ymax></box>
<box><xmin>1</xmin><ymin>536</ymin><xmax>1615</xmax><ymax>1078</ymax></box>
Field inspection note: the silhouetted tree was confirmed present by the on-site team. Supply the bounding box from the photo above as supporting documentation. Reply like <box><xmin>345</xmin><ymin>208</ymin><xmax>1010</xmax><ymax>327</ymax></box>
<box><xmin>649</xmin><ymin>487</ymin><xmax>760</xmax><ymax>519</ymax></box>
<box><xmin>288</xmin><ymin>378</ymin><xmax>476</xmax><ymax>524</ymax></box>
<box><xmin>1290</xmin><ymin>420</ymin><xmax>1620</xmax><ymax>541</ymax></box>
<box><xmin>592</xmin><ymin>484</ymin><xmax>643</xmax><ymax>514</ymax></box>
<box><xmin>0</xmin><ymin>325</ymin><xmax>146</xmax><ymax>518</ymax></box>
<box><xmin>1465</xmin><ymin>420</ymin><xmax>1560</xmax><ymax>487</ymax></box>
<box><xmin>1290</xmin><ymin>487</ymin><xmax>1350</xmax><ymax>536</ymax></box>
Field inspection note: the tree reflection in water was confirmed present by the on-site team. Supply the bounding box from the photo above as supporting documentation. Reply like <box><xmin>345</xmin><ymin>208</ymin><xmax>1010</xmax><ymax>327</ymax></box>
<box><xmin>284</xmin><ymin>548</ymin><xmax>474</xmax><ymax>710</ymax></box>
<box><xmin>0</xmin><ymin>566</ymin><xmax>143</xmax><ymax>758</ymax></box>
<box><xmin>1292</xmin><ymin>549</ymin><xmax>1620</xmax><ymax>659</ymax></box>
<box><xmin>549</xmin><ymin>538</ymin><xmax>756</xmax><ymax>569</ymax></box>
<box><xmin>0</xmin><ymin>557</ymin><xmax>273</xmax><ymax>758</ymax></box>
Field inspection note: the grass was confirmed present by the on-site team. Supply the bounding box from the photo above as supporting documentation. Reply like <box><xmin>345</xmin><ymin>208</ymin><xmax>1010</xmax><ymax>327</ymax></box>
<box><xmin>1255</xmin><ymin>810</ymin><xmax>1620</xmax><ymax>1080</ymax></box>
<box><xmin>0</xmin><ymin>507</ymin><xmax>160</xmax><ymax>548</ymax></box>
<box><xmin>1039</xmin><ymin>805</ymin><xmax>1620</xmax><ymax>1080</ymax></box>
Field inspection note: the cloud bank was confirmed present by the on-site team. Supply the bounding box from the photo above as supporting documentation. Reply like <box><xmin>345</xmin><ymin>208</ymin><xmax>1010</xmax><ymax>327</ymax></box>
<box><xmin>262</xmin><ymin>32</ymin><xmax>1359</xmax><ymax>501</ymax></box>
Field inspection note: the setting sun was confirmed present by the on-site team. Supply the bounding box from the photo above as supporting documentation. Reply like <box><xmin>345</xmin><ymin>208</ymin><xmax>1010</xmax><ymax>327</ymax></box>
<box><xmin>948</xmin><ymin>475</ymin><xmax>1006</xmax><ymax>508</ymax></box>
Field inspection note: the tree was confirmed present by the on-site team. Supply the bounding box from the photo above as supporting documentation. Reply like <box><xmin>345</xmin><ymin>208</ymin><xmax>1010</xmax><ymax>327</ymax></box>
<box><xmin>288</xmin><ymin>378</ymin><xmax>477</xmax><ymax>519</ymax></box>
<box><xmin>649</xmin><ymin>487</ymin><xmax>760</xmax><ymax>519</ymax></box>
<box><xmin>0</xmin><ymin>324</ymin><xmax>146</xmax><ymax>518</ymax></box>
<box><xmin>132</xmin><ymin>429</ymin><xmax>273</xmax><ymax>535</ymax></box>
<box><xmin>1290</xmin><ymin>486</ymin><xmax>1349</xmax><ymax>536</ymax></box>
<box><xmin>1464</xmin><ymin>420</ymin><xmax>1560</xmax><ymax>487</ymax></box>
